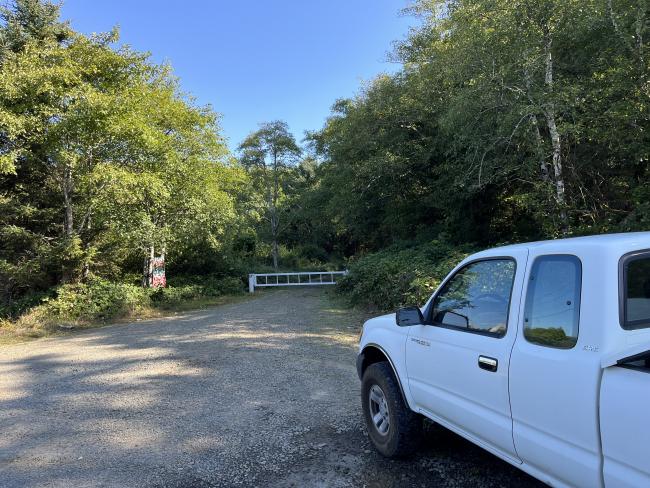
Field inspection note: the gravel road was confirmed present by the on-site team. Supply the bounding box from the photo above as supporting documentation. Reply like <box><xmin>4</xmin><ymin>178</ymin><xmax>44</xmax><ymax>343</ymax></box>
<box><xmin>0</xmin><ymin>288</ymin><xmax>541</xmax><ymax>488</ymax></box>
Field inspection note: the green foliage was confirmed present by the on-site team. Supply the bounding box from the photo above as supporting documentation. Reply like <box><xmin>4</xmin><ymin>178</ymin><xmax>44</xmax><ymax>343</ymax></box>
<box><xmin>0</xmin><ymin>0</ymin><xmax>245</xmax><ymax>310</ymax></box>
<box><xmin>275</xmin><ymin>245</ymin><xmax>331</xmax><ymax>271</ymax></box>
<box><xmin>162</xmin><ymin>275</ymin><xmax>243</xmax><ymax>298</ymax></box>
<box><xmin>286</xmin><ymin>0</ymin><xmax>650</xmax><ymax>308</ymax></box>
<box><xmin>0</xmin><ymin>288</ymin><xmax>51</xmax><ymax>318</ymax></box>
<box><xmin>0</xmin><ymin>0</ymin><xmax>71</xmax><ymax>57</ymax></box>
<box><xmin>44</xmin><ymin>279</ymin><xmax>150</xmax><ymax>320</ymax></box>
<box><xmin>237</xmin><ymin>121</ymin><xmax>302</xmax><ymax>269</ymax></box>
<box><xmin>2</xmin><ymin>0</ymin><xmax>649</xmax><ymax>324</ymax></box>
<box><xmin>305</xmin><ymin>0</ymin><xmax>649</xmax><ymax>253</ymax></box>
<box><xmin>337</xmin><ymin>240</ymin><xmax>475</xmax><ymax>311</ymax></box>
<box><xmin>31</xmin><ymin>275</ymin><xmax>244</xmax><ymax>322</ymax></box>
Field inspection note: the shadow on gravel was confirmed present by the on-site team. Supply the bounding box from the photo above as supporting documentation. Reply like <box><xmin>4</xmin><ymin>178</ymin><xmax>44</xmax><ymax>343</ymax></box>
<box><xmin>0</xmin><ymin>289</ymin><xmax>542</xmax><ymax>488</ymax></box>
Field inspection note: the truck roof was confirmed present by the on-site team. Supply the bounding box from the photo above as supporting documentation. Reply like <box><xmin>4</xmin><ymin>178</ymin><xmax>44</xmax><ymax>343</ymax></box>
<box><xmin>479</xmin><ymin>231</ymin><xmax>650</xmax><ymax>256</ymax></box>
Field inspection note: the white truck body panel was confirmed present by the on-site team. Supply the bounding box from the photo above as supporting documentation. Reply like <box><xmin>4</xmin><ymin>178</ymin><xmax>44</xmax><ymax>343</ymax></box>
<box><xmin>358</xmin><ymin>232</ymin><xmax>650</xmax><ymax>487</ymax></box>
<box><xmin>405</xmin><ymin>247</ymin><xmax>528</xmax><ymax>463</ymax></box>
<box><xmin>601</xmin><ymin>364</ymin><xmax>650</xmax><ymax>488</ymax></box>
<box><xmin>360</xmin><ymin>313</ymin><xmax>416</xmax><ymax>408</ymax></box>
<box><xmin>509</xmin><ymin>243</ymin><xmax>609</xmax><ymax>487</ymax></box>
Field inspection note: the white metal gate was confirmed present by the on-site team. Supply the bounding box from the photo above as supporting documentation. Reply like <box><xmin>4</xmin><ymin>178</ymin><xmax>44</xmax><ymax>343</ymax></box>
<box><xmin>248</xmin><ymin>271</ymin><xmax>347</xmax><ymax>293</ymax></box>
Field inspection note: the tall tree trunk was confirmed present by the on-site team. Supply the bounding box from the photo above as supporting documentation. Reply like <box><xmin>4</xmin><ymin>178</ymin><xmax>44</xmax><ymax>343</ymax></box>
<box><xmin>62</xmin><ymin>164</ymin><xmax>74</xmax><ymax>238</ymax></box>
<box><xmin>142</xmin><ymin>245</ymin><xmax>154</xmax><ymax>287</ymax></box>
<box><xmin>271</xmin><ymin>149</ymin><xmax>280</xmax><ymax>269</ymax></box>
<box><xmin>271</xmin><ymin>235</ymin><xmax>279</xmax><ymax>270</ymax></box>
<box><xmin>82</xmin><ymin>216</ymin><xmax>91</xmax><ymax>280</ymax></box>
<box><xmin>61</xmin><ymin>163</ymin><xmax>75</xmax><ymax>282</ymax></box>
<box><xmin>270</xmin><ymin>201</ymin><xmax>279</xmax><ymax>270</ymax></box>
<box><xmin>542</xmin><ymin>29</ymin><xmax>568</xmax><ymax>231</ymax></box>
<box><xmin>531</xmin><ymin>115</ymin><xmax>550</xmax><ymax>182</ymax></box>
<box><xmin>148</xmin><ymin>245</ymin><xmax>154</xmax><ymax>286</ymax></box>
<box><xmin>524</xmin><ymin>67</ymin><xmax>552</xmax><ymax>183</ymax></box>
<box><xmin>635</xmin><ymin>0</ymin><xmax>646</xmax><ymax>81</ymax></box>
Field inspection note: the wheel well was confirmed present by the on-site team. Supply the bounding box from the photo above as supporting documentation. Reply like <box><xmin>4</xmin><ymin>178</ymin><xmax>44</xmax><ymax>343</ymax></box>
<box><xmin>360</xmin><ymin>345</ymin><xmax>411</xmax><ymax>409</ymax></box>
<box><xmin>360</xmin><ymin>345</ymin><xmax>390</xmax><ymax>377</ymax></box>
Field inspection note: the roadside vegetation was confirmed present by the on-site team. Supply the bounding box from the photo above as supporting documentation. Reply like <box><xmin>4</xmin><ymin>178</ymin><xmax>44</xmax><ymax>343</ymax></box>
<box><xmin>1</xmin><ymin>0</ymin><xmax>648</xmax><ymax>339</ymax></box>
<box><xmin>0</xmin><ymin>275</ymin><xmax>245</xmax><ymax>343</ymax></box>
<box><xmin>304</xmin><ymin>0</ymin><xmax>649</xmax><ymax>310</ymax></box>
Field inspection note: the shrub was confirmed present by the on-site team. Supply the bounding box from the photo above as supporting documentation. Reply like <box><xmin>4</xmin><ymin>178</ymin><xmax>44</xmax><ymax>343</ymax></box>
<box><xmin>149</xmin><ymin>285</ymin><xmax>201</xmax><ymax>305</ymax></box>
<box><xmin>277</xmin><ymin>245</ymin><xmax>329</xmax><ymax>271</ymax></box>
<box><xmin>0</xmin><ymin>273</ymin><xmax>247</xmax><ymax>341</ymax></box>
<box><xmin>41</xmin><ymin>274</ymin><xmax>245</xmax><ymax>320</ymax></box>
<box><xmin>165</xmin><ymin>275</ymin><xmax>244</xmax><ymax>297</ymax></box>
<box><xmin>200</xmin><ymin>276</ymin><xmax>244</xmax><ymax>295</ymax></box>
<box><xmin>44</xmin><ymin>279</ymin><xmax>150</xmax><ymax>320</ymax></box>
<box><xmin>337</xmin><ymin>239</ymin><xmax>475</xmax><ymax>311</ymax></box>
<box><xmin>0</xmin><ymin>289</ymin><xmax>52</xmax><ymax>319</ymax></box>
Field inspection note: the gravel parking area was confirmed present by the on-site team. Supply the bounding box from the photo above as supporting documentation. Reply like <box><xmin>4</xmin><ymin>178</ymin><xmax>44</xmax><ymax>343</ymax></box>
<box><xmin>0</xmin><ymin>288</ymin><xmax>541</xmax><ymax>487</ymax></box>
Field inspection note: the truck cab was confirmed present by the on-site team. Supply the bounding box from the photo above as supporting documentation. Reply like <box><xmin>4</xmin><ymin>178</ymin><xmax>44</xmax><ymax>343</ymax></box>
<box><xmin>357</xmin><ymin>232</ymin><xmax>650</xmax><ymax>488</ymax></box>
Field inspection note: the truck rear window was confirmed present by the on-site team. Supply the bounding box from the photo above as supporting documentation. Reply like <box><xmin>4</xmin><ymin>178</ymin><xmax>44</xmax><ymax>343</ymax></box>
<box><xmin>622</xmin><ymin>252</ymin><xmax>650</xmax><ymax>330</ymax></box>
<box><xmin>523</xmin><ymin>255</ymin><xmax>581</xmax><ymax>348</ymax></box>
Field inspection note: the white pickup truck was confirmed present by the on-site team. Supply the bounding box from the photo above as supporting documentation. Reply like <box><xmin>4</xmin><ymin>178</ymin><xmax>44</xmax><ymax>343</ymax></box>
<box><xmin>356</xmin><ymin>233</ymin><xmax>650</xmax><ymax>488</ymax></box>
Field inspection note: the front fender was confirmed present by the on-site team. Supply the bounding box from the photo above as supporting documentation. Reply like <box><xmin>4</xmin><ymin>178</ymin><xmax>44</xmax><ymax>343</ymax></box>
<box><xmin>359</xmin><ymin>318</ymin><xmax>414</xmax><ymax>410</ymax></box>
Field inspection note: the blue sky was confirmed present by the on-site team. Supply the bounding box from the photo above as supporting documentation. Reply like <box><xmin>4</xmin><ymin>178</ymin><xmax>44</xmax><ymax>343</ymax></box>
<box><xmin>60</xmin><ymin>1</ymin><xmax>414</xmax><ymax>151</ymax></box>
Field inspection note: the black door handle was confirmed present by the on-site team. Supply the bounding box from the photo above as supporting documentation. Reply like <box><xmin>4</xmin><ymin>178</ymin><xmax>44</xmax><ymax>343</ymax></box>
<box><xmin>478</xmin><ymin>355</ymin><xmax>498</xmax><ymax>372</ymax></box>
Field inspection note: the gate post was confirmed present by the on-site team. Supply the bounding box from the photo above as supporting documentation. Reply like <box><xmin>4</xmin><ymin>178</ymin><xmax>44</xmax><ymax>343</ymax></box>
<box><xmin>248</xmin><ymin>274</ymin><xmax>256</xmax><ymax>293</ymax></box>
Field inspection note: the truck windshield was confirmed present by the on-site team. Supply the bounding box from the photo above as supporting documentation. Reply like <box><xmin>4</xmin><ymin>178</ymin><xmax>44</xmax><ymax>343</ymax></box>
<box><xmin>622</xmin><ymin>253</ymin><xmax>650</xmax><ymax>330</ymax></box>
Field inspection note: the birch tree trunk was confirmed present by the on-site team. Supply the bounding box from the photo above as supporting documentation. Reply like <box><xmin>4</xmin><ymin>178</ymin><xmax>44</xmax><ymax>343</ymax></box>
<box><xmin>542</xmin><ymin>29</ymin><xmax>568</xmax><ymax>230</ymax></box>
<box><xmin>531</xmin><ymin>115</ymin><xmax>551</xmax><ymax>182</ymax></box>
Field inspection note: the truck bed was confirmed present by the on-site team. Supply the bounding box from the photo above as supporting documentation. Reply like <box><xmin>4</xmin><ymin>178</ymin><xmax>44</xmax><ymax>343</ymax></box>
<box><xmin>600</xmin><ymin>353</ymin><xmax>650</xmax><ymax>488</ymax></box>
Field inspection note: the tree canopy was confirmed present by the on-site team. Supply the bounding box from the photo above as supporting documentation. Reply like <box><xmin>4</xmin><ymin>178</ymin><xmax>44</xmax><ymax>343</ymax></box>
<box><xmin>1</xmin><ymin>0</ymin><xmax>648</xmax><ymax>318</ymax></box>
<box><xmin>299</xmin><ymin>0</ymin><xmax>649</xmax><ymax>256</ymax></box>
<box><xmin>0</xmin><ymin>0</ymin><xmax>242</xmax><ymax>309</ymax></box>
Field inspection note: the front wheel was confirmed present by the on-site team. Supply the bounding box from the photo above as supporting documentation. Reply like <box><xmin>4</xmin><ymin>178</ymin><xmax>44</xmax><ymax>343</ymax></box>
<box><xmin>361</xmin><ymin>361</ymin><xmax>422</xmax><ymax>457</ymax></box>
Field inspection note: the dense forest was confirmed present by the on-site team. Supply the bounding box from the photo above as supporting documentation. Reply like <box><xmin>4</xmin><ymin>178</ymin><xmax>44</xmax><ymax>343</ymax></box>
<box><xmin>0</xmin><ymin>0</ymin><xmax>648</xmax><ymax>335</ymax></box>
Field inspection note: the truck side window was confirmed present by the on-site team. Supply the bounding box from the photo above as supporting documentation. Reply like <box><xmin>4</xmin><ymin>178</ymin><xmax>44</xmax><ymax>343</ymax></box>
<box><xmin>621</xmin><ymin>253</ymin><xmax>650</xmax><ymax>330</ymax></box>
<box><xmin>431</xmin><ymin>259</ymin><xmax>515</xmax><ymax>337</ymax></box>
<box><xmin>523</xmin><ymin>255</ymin><xmax>582</xmax><ymax>349</ymax></box>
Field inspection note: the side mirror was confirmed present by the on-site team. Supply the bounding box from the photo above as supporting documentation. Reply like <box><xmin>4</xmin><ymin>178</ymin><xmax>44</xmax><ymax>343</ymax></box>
<box><xmin>396</xmin><ymin>306</ymin><xmax>424</xmax><ymax>327</ymax></box>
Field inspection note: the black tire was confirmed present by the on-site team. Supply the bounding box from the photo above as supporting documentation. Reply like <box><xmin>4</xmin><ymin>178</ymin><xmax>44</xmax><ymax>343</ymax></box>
<box><xmin>361</xmin><ymin>361</ymin><xmax>422</xmax><ymax>457</ymax></box>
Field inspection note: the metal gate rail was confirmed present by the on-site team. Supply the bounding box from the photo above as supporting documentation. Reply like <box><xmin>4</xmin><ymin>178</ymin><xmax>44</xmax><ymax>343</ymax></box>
<box><xmin>248</xmin><ymin>271</ymin><xmax>347</xmax><ymax>293</ymax></box>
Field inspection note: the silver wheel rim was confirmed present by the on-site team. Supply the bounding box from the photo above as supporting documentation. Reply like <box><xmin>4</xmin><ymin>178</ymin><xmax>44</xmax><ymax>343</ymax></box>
<box><xmin>369</xmin><ymin>384</ymin><xmax>390</xmax><ymax>436</ymax></box>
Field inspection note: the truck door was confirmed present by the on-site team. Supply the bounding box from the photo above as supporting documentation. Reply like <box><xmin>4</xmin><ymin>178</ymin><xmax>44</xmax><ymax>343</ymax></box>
<box><xmin>509</xmin><ymin>253</ymin><xmax>602</xmax><ymax>488</ymax></box>
<box><xmin>405</xmin><ymin>249</ymin><xmax>528</xmax><ymax>463</ymax></box>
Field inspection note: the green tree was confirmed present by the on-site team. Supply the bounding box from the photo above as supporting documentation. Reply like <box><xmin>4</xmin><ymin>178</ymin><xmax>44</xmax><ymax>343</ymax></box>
<box><xmin>305</xmin><ymin>0</ymin><xmax>649</xmax><ymax>258</ymax></box>
<box><xmin>0</xmin><ymin>0</ymin><xmax>70</xmax><ymax>60</ymax></box>
<box><xmin>399</xmin><ymin>0</ymin><xmax>649</xmax><ymax>235</ymax></box>
<box><xmin>238</xmin><ymin>121</ymin><xmax>301</xmax><ymax>269</ymax></box>
<box><xmin>0</xmin><ymin>0</ymin><xmax>240</xmax><ymax>307</ymax></box>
